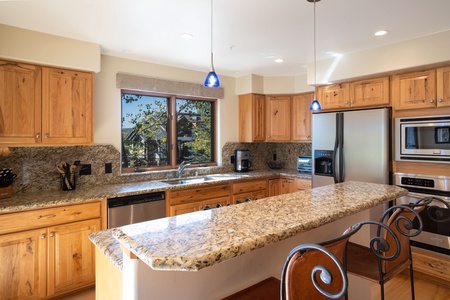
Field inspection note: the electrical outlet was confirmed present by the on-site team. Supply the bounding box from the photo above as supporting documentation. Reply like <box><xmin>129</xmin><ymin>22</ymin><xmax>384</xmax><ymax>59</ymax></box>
<box><xmin>105</xmin><ymin>162</ymin><xmax>112</xmax><ymax>174</ymax></box>
<box><xmin>79</xmin><ymin>164</ymin><xmax>91</xmax><ymax>176</ymax></box>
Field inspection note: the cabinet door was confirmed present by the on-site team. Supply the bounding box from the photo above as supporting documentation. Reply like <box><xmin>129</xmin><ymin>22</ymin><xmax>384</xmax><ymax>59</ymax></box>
<box><xmin>281</xmin><ymin>178</ymin><xmax>298</xmax><ymax>194</ymax></box>
<box><xmin>291</xmin><ymin>93</ymin><xmax>312</xmax><ymax>141</ymax></box>
<box><xmin>252</xmin><ymin>189</ymin><xmax>267</xmax><ymax>200</ymax></box>
<box><xmin>437</xmin><ymin>66</ymin><xmax>450</xmax><ymax>108</ymax></box>
<box><xmin>266</xmin><ymin>96</ymin><xmax>291</xmax><ymax>141</ymax></box>
<box><xmin>169</xmin><ymin>202</ymin><xmax>202</xmax><ymax>216</ymax></box>
<box><xmin>392</xmin><ymin>69</ymin><xmax>436</xmax><ymax>110</ymax></box>
<box><xmin>0</xmin><ymin>60</ymin><xmax>41</xmax><ymax>145</ymax></box>
<box><xmin>232</xmin><ymin>192</ymin><xmax>253</xmax><ymax>204</ymax></box>
<box><xmin>317</xmin><ymin>83</ymin><xmax>349</xmax><ymax>110</ymax></box>
<box><xmin>238</xmin><ymin>94</ymin><xmax>265</xmax><ymax>142</ymax></box>
<box><xmin>202</xmin><ymin>196</ymin><xmax>231</xmax><ymax>209</ymax></box>
<box><xmin>0</xmin><ymin>228</ymin><xmax>47</xmax><ymax>300</ymax></box>
<box><xmin>350</xmin><ymin>76</ymin><xmax>389</xmax><ymax>108</ymax></box>
<box><xmin>268</xmin><ymin>178</ymin><xmax>281</xmax><ymax>197</ymax></box>
<box><xmin>41</xmin><ymin>67</ymin><xmax>93</xmax><ymax>144</ymax></box>
<box><xmin>47</xmin><ymin>219</ymin><xmax>100</xmax><ymax>297</ymax></box>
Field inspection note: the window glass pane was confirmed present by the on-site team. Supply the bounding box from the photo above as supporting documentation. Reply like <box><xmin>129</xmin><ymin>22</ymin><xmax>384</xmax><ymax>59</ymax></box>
<box><xmin>176</xmin><ymin>98</ymin><xmax>213</xmax><ymax>164</ymax></box>
<box><xmin>121</xmin><ymin>93</ymin><xmax>169</xmax><ymax>168</ymax></box>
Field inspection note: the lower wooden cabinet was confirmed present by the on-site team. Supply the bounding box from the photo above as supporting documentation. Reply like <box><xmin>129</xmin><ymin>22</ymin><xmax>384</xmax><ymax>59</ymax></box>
<box><xmin>411</xmin><ymin>247</ymin><xmax>450</xmax><ymax>287</ymax></box>
<box><xmin>269</xmin><ymin>177</ymin><xmax>309</xmax><ymax>196</ymax></box>
<box><xmin>297</xmin><ymin>178</ymin><xmax>312</xmax><ymax>190</ymax></box>
<box><xmin>232</xmin><ymin>179</ymin><xmax>267</xmax><ymax>204</ymax></box>
<box><xmin>0</xmin><ymin>200</ymin><xmax>104</xmax><ymax>300</ymax></box>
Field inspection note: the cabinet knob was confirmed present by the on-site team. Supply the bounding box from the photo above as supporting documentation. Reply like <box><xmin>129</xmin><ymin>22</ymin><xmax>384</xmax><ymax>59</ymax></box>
<box><xmin>40</xmin><ymin>234</ymin><xmax>46</xmax><ymax>239</ymax></box>
<box><xmin>49</xmin><ymin>232</ymin><xmax>55</xmax><ymax>237</ymax></box>
<box><xmin>36</xmin><ymin>133</ymin><xmax>40</xmax><ymax>139</ymax></box>
<box><xmin>438</xmin><ymin>98</ymin><xmax>443</xmax><ymax>103</ymax></box>
<box><xmin>430</xmin><ymin>99</ymin><xmax>435</xmax><ymax>103</ymax></box>
<box><xmin>44</xmin><ymin>133</ymin><xmax>49</xmax><ymax>138</ymax></box>
<box><xmin>306</xmin><ymin>135</ymin><xmax>311</xmax><ymax>138</ymax></box>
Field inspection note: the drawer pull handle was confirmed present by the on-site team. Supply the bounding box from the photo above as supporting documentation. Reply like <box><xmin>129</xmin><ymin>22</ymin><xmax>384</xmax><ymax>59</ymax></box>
<box><xmin>38</xmin><ymin>214</ymin><xmax>56</xmax><ymax>219</ymax></box>
<box><xmin>49</xmin><ymin>232</ymin><xmax>55</xmax><ymax>237</ymax></box>
<box><xmin>41</xmin><ymin>234</ymin><xmax>46</xmax><ymax>239</ymax></box>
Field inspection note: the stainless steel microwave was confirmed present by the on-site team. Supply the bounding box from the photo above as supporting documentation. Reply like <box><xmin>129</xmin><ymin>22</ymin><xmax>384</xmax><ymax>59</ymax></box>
<box><xmin>394</xmin><ymin>114</ymin><xmax>450</xmax><ymax>163</ymax></box>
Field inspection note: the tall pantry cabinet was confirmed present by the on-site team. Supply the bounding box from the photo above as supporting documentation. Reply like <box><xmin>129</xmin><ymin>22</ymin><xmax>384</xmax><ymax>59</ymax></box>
<box><xmin>0</xmin><ymin>60</ymin><xmax>93</xmax><ymax>145</ymax></box>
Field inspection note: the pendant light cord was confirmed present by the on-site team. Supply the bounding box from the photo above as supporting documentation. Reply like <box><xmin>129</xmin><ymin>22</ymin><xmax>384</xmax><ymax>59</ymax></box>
<box><xmin>210</xmin><ymin>0</ymin><xmax>214</xmax><ymax>71</ymax></box>
<box><xmin>313</xmin><ymin>0</ymin><xmax>317</xmax><ymax>100</ymax></box>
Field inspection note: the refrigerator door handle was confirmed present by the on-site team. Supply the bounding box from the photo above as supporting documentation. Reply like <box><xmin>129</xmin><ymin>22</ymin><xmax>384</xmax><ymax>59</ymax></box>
<box><xmin>338</xmin><ymin>113</ymin><xmax>344</xmax><ymax>182</ymax></box>
<box><xmin>333</xmin><ymin>113</ymin><xmax>340</xmax><ymax>184</ymax></box>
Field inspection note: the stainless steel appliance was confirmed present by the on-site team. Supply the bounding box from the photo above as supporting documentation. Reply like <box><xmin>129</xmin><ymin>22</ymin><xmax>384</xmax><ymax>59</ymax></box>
<box><xmin>234</xmin><ymin>149</ymin><xmax>251</xmax><ymax>172</ymax></box>
<box><xmin>107</xmin><ymin>191</ymin><xmax>166</xmax><ymax>228</ymax></box>
<box><xmin>394</xmin><ymin>172</ymin><xmax>450</xmax><ymax>255</ymax></box>
<box><xmin>297</xmin><ymin>156</ymin><xmax>312</xmax><ymax>173</ymax></box>
<box><xmin>394</xmin><ymin>114</ymin><xmax>450</xmax><ymax>163</ymax></box>
<box><xmin>312</xmin><ymin>108</ymin><xmax>390</xmax><ymax>187</ymax></box>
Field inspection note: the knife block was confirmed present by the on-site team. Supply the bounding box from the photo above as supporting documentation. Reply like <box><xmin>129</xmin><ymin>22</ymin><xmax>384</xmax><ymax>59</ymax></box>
<box><xmin>0</xmin><ymin>186</ymin><xmax>12</xmax><ymax>199</ymax></box>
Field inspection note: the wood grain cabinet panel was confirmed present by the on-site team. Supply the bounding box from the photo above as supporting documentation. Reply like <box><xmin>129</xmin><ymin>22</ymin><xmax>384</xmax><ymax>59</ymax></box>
<box><xmin>317</xmin><ymin>83</ymin><xmax>349</xmax><ymax>110</ymax></box>
<box><xmin>291</xmin><ymin>93</ymin><xmax>312</xmax><ymax>141</ymax></box>
<box><xmin>392</xmin><ymin>69</ymin><xmax>437</xmax><ymax>110</ymax></box>
<box><xmin>41</xmin><ymin>67</ymin><xmax>93</xmax><ymax>144</ymax></box>
<box><xmin>239</xmin><ymin>94</ymin><xmax>266</xmax><ymax>142</ymax></box>
<box><xmin>0</xmin><ymin>228</ymin><xmax>47</xmax><ymax>300</ymax></box>
<box><xmin>437</xmin><ymin>66</ymin><xmax>450</xmax><ymax>108</ymax></box>
<box><xmin>0</xmin><ymin>60</ymin><xmax>41</xmax><ymax>145</ymax></box>
<box><xmin>266</xmin><ymin>96</ymin><xmax>291</xmax><ymax>141</ymax></box>
<box><xmin>349</xmin><ymin>76</ymin><xmax>389</xmax><ymax>108</ymax></box>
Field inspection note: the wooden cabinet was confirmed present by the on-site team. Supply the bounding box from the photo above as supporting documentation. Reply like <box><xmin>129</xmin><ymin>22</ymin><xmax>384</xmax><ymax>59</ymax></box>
<box><xmin>297</xmin><ymin>178</ymin><xmax>312</xmax><ymax>190</ymax></box>
<box><xmin>239</xmin><ymin>94</ymin><xmax>266</xmax><ymax>142</ymax></box>
<box><xmin>0</xmin><ymin>60</ymin><xmax>94</xmax><ymax>146</ymax></box>
<box><xmin>317</xmin><ymin>83</ymin><xmax>349</xmax><ymax>110</ymax></box>
<box><xmin>0</xmin><ymin>200</ymin><xmax>103</xmax><ymax>300</ymax></box>
<box><xmin>167</xmin><ymin>184</ymin><xmax>231</xmax><ymax>216</ymax></box>
<box><xmin>291</xmin><ymin>93</ymin><xmax>312</xmax><ymax>141</ymax></box>
<box><xmin>392</xmin><ymin>69</ymin><xmax>437</xmax><ymax>110</ymax></box>
<box><xmin>0</xmin><ymin>60</ymin><xmax>41</xmax><ymax>145</ymax></box>
<box><xmin>436</xmin><ymin>66</ymin><xmax>450</xmax><ymax>108</ymax></box>
<box><xmin>411</xmin><ymin>247</ymin><xmax>450</xmax><ymax>287</ymax></box>
<box><xmin>281</xmin><ymin>178</ymin><xmax>297</xmax><ymax>194</ymax></box>
<box><xmin>232</xmin><ymin>179</ymin><xmax>267</xmax><ymax>204</ymax></box>
<box><xmin>266</xmin><ymin>96</ymin><xmax>291</xmax><ymax>141</ymax></box>
<box><xmin>269</xmin><ymin>177</ymin><xmax>303</xmax><ymax>196</ymax></box>
<box><xmin>268</xmin><ymin>178</ymin><xmax>281</xmax><ymax>197</ymax></box>
<box><xmin>349</xmin><ymin>76</ymin><xmax>389</xmax><ymax>108</ymax></box>
<box><xmin>41</xmin><ymin>67</ymin><xmax>93</xmax><ymax>144</ymax></box>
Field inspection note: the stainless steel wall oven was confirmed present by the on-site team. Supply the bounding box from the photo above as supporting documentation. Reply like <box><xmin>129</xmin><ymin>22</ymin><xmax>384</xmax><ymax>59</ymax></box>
<box><xmin>394</xmin><ymin>172</ymin><xmax>450</xmax><ymax>255</ymax></box>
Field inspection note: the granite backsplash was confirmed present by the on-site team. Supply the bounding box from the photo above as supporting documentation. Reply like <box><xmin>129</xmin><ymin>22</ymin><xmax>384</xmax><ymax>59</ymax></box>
<box><xmin>0</xmin><ymin>142</ymin><xmax>311</xmax><ymax>194</ymax></box>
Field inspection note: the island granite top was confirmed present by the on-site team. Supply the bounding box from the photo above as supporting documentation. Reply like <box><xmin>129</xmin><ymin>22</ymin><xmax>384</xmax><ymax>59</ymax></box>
<box><xmin>110</xmin><ymin>181</ymin><xmax>407</xmax><ymax>272</ymax></box>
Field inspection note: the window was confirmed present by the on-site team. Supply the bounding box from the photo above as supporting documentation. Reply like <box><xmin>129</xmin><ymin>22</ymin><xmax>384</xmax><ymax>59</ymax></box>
<box><xmin>121</xmin><ymin>90</ymin><xmax>216</xmax><ymax>173</ymax></box>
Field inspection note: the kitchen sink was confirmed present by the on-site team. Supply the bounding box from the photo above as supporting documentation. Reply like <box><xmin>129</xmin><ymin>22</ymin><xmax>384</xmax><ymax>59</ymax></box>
<box><xmin>161</xmin><ymin>174</ymin><xmax>248</xmax><ymax>185</ymax></box>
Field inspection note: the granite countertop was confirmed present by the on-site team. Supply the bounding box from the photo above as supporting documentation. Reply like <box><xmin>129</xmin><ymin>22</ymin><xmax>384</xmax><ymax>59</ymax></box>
<box><xmin>0</xmin><ymin>170</ymin><xmax>309</xmax><ymax>213</ymax></box>
<box><xmin>92</xmin><ymin>181</ymin><xmax>407</xmax><ymax>272</ymax></box>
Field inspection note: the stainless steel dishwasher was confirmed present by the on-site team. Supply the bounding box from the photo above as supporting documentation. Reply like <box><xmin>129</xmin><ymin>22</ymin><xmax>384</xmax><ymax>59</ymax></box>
<box><xmin>107</xmin><ymin>191</ymin><xmax>166</xmax><ymax>228</ymax></box>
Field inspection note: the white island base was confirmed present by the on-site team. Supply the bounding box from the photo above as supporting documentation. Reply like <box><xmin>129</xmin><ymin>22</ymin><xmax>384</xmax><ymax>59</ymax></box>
<box><xmin>119</xmin><ymin>207</ymin><xmax>380</xmax><ymax>300</ymax></box>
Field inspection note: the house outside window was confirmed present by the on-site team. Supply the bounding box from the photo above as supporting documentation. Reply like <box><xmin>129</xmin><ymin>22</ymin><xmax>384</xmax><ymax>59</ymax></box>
<box><xmin>121</xmin><ymin>90</ymin><xmax>216</xmax><ymax>173</ymax></box>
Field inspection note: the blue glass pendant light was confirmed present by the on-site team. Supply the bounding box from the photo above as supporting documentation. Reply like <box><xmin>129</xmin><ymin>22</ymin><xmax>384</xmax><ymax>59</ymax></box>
<box><xmin>204</xmin><ymin>0</ymin><xmax>220</xmax><ymax>87</ymax></box>
<box><xmin>308</xmin><ymin>0</ymin><xmax>321</xmax><ymax>111</ymax></box>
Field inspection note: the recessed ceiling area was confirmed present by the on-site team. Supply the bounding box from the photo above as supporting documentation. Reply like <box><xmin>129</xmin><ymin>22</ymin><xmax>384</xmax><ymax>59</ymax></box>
<box><xmin>1</xmin><ymin>0</ymin><xmax>449</xmax><ymax>77</ymax></box>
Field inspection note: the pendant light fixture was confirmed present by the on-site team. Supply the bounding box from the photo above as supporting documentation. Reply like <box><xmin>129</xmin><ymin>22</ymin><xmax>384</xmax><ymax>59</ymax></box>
<box><xmin>308</xmin><ymin>0</ymin><xmax>321</xmax><ymax>111</ymax></box>
<box><xmin>204</xmin><ymin>0</ymin><xmax>220</xmax><ymax>87</ymax></box>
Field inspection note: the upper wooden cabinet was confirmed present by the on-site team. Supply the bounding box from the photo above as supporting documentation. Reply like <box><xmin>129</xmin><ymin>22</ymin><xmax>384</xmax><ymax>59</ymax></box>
<box><xmin>392</xmin><ymin>69</ymin><xmax>437</xmax><ymax>110</ymax></box>
<box><xmin>291</xmin><ymin>93</ymin><xmax>312</xmax><ymax>141</ymax></box>
<box><xmin>41</xmin><ymin>67</ymin><xmax>93</xmax><ymax>144</ymax></box>
<box><xmin>239</xmin><ymin>94</ymin><xmax>266</xmax><ymax>142</ymax></box>
<box><xmin>266</xmin><ymin>96</ymin><xmax>291</xmax><ymax>141</ymax></box>
<box><xmin>437</xmin><ymin>66</ymin><xmax>450</xmax><ymax>108</ymax></box>
<box><xmin>0</xmin><ymin>60</ymin><xmax>42</xmax><ymax>144</ymax></box>
<box><xmin>317</xmin><ymin>83</ymin><xmax>349</xmax><ymax>110</ymax></box>
<box><xmin>0</xmin><ymin>60</ymin><xmax>94</xmax><ymax>146</ymax></box>
<box><xmin>349</xmin><ymin>76</ymin><xmax>389</xmax><ymax>108</ymax></box>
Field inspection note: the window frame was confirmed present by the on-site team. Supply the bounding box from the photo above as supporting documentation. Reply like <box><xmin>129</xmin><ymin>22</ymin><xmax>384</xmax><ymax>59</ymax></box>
<box><xmin>121</xmin><ymin>89</ymin><xmax>217</xmax><ymax>174</ymax></box>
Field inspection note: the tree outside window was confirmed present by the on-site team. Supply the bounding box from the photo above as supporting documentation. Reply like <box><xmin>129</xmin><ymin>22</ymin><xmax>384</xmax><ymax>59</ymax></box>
<box><xmin>121</xmin><ymin>90</ymin><xmax>216</xmax><ymax>173</ymax></box>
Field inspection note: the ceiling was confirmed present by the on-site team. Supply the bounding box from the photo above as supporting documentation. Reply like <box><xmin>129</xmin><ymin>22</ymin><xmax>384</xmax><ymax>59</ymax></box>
<box><xmin>1</xmin><ymin>0</ymin><xmax>450</xmax><ymax>77</ymax></box>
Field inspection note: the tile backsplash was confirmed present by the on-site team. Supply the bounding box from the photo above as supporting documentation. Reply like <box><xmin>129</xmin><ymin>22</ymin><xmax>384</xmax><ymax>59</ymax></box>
<box><xmin>1</xmin><ymin>142</ymin><xmax>311</xmax><ymax>194</ymax></box>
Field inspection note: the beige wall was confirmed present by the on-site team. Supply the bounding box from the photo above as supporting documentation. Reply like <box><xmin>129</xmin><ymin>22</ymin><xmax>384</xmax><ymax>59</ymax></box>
<box><xmin>94</xmin><ymin>55</ymin><xmax>239</xmax><ymax>165</ymax></box>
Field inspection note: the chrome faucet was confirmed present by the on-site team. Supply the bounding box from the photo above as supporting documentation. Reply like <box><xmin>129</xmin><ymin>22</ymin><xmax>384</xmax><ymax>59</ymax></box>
<box><xmin>177</xmin><ymin>161</ymin><xmax>192</xmax><ymax>178</ymax></box>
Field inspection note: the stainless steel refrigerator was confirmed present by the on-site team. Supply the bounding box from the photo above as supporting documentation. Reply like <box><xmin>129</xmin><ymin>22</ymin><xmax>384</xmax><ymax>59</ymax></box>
<box><xmin>312</xmin><ymin>108</ymin><xmax>390</xmax><ymax>188</ymax></box>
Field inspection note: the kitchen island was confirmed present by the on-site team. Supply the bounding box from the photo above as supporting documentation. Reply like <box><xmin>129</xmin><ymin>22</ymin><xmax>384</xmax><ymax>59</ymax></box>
<box><xmin>91</xmin><ymin>181</ymin><xmax>407</xmax><ymax>300</ymax></box>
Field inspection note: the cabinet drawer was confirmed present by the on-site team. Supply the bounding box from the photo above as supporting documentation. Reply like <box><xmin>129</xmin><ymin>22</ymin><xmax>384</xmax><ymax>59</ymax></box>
<box><xmin>232</xmin><ymin>180</ymin><xmax>267</xmax><ymax>194</ymax></box>
<box><xmin>169</xmin><ymin>184</ymin><xmax>231</xmax><ymax>205</ymax></box>
<box><xmin>0</xmin><ymin>201</ymin><xmax>101</xmax><ymax>235</ymax></box>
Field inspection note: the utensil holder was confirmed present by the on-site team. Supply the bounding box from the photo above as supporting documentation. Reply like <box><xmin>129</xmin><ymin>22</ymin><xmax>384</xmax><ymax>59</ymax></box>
<box><xmin>61</xmin><ymin>174</ymin><xmax>76</xmax><ymax>191</ymax></box>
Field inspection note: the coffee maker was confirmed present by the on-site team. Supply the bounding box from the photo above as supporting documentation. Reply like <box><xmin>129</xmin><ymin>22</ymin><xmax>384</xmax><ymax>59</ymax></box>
<box><xmin>234</xmin><ymin>150</ymin><xmax>251</xmax><ymax>172</ymax></box>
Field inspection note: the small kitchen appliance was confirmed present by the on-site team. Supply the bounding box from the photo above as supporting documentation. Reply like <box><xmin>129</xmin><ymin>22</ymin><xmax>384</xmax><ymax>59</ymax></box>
<box><xmin>234</xmin><ymin>150</ymin><xmax>251</xmax><ymax>172</ymax></box>
<box><xmin>297</xmin><ymin>156</ymin><xmax>312</xmax><ymax>173</ymax></box>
